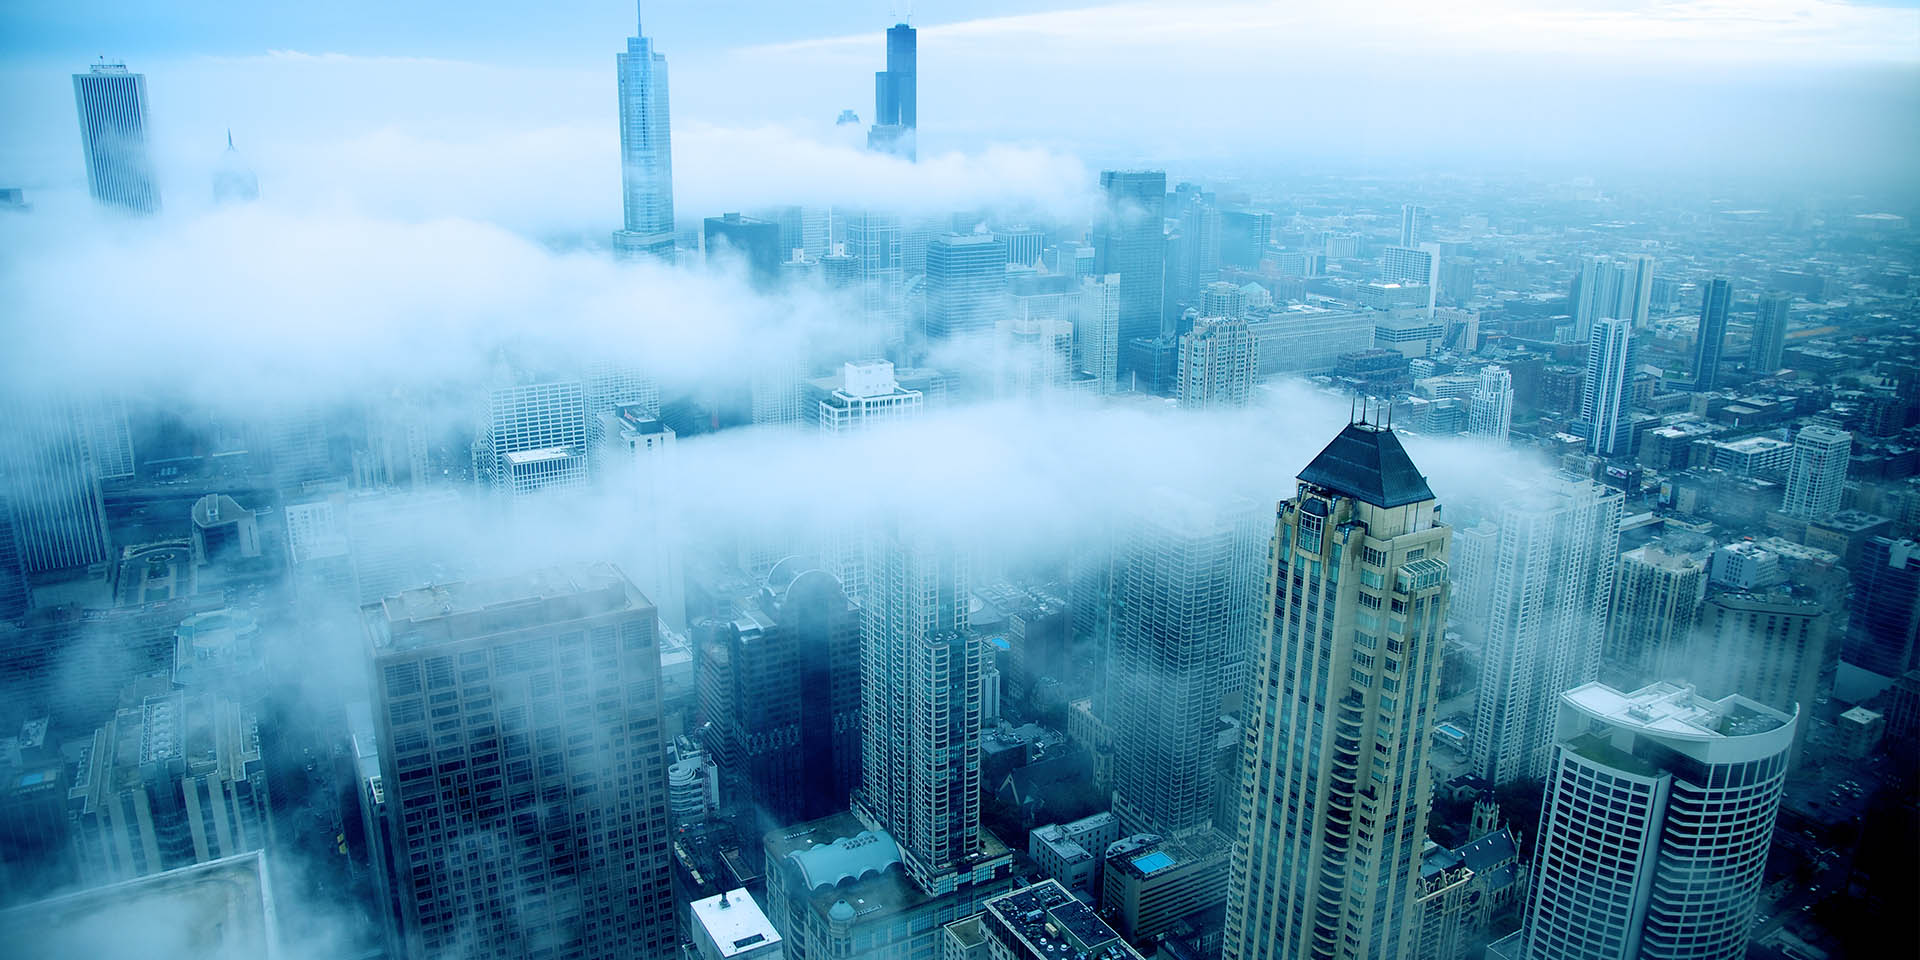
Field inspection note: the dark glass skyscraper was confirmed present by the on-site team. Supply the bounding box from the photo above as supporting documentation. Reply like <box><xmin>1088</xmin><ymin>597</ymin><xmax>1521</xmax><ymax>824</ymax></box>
<box><xmin>1094</xmin><ymin>170</ymin><xmax>1168</xmax><ymax>378</ymax></box>
<box><xmin>1749</xmin><ymin>290</ymin><xmax>1792</xmax><ymax>373</ymax></box>
<box><xmin>924</xmin><ymin>232</ymin><xmax>1008</xmax><ymax>341</ymax></box>
<box><xmin>868</xmin><ymin>23</ymin><xmax>917</xmax><ymax>160</ymax></box>
<box><xmin>703</xmin><ymin>212</ymin><xmax>782</xmax><ymax>290</ymax></box>
<box><xmin>72</xmin><ymin>62</ymin><xmax>160</xmax><ymax>214</ymax></box>
<box><xmin>1692</xmin><ymin>276</ymin><xmax>1732</xmax><ymax>391</ymax></box>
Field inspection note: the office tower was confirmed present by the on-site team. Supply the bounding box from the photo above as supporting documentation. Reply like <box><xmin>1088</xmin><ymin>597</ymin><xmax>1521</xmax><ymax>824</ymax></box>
<box><xmin>1108</xmin><ymin>491</ymin><xmax>1261</xmax><ymax>839</ymax></box>
<box><xmin>0</xmin><ymin>397</ymin><xmax>110</xmax><ymax>573</ymax></box>
<box><xmin>363</xmin><ymin>564</ymin><xmax>675</xmax><ymax>960</ymax></box>
<box><xmin>70</xmin><ymin>684</ymin><xmax>268</xmax><ymax>883</ymax></box>
<box><xmin>1399</xmin><ymin>203</ymin><xmax>1426</xmax><ymax>247</ymax></box>
<box><xmin>1604</xmin><ymin>540</ymin><xmax>1708</xmax><ymax>680</ymax></box>
<box><xmin>1837</xmin><ymin>538</ymin><xmax>1920</xmax><ymax>702</ymax></box>
<box><xmin>997</xmin><ymin>224</ymin><xmax>1045</xmax><ymax>266</ymax></box>
<box><xmin>704</xmin><ymin>212</ymin><xmax>781</xmax><ymax>289</ymax></box>
<box><xmin>1075</xmin><ymin>274</ymin><xmax>1122</xmax><ymax>393</ymax></box>
<box><xmin>473</xmin><ymin>379</ymin><xmax>589</xmax><ymax>496</ymax></box>
<box><xmin>0</xmin><ymin>851</ymin><xmax>277</xmax><ymax>959</ymax></box>
<box><xmin>1094</xmin><ymin>170</ymin><xmax>1168</xmax><ymax>373</ymax></box>
<box><xmin>0</xmin><ymin>495</ymin><xmax>25</xmax><ymax>620</ymax></box>
<box><xmin>853</xmin><ymin>523</ymin><xmax>982</xmax><ymax>891</ymax></box>
<box><xmin>264</xmin><ymin>404</ymin><xmax>333</xmax><ymax>488</ymax></box>
<box><xmin>1780</xmin><ymin>423</ymin><xmax>1851</xmax><ymax>520</ymax></box>
<box><xmin>597</xmin><ymin>404</ymin><xmax>685</xmax><ymax>631</ymax></box>
<box><xmin>750</xmin><ymin>353</ymin><xmax>809</xmax><ymax>426</ymax></box>
<box><xmin>1684</xmin><ymin>583</ymin><xmax>1831</xmax><ymax>764</ymax></box>
<box><xmin>697</xmin><ymin>562</ymin><xmax>861</xmax><ymax>829</ymax></box>
<box><xmin>1469</xmin><ymin>365</ymin><xmax>1513</xmax><ymax>444</ymax></box>
<box><xmin>924</xmin><ymin>232</ymin><xmax>1009</xmax><ymax>341</ymax></box>
<box><xmin>1569</xmin><ymin>254</ymin><xmax>1654</xmax><ymax>339</ymax></box>
<box><xmin>1691</xmin><ymin>277</ymin><xmax>1731</xmax><ymax>392</ymax></box>
<box><xmin>1174</xmin><ymin>196</ymin><xmax>1223</xmax><ymax>303</ymax></box>
<box><xmin>967</xmin><ymin>879</ymin><xmax>1145</xmax><ymax>960</ymax></box>
<box><xmin>815</xmin><ymin>360</ymin><xmax>922</xmax><ymax>434</ymax></box>
<box><xmin>1380</xmin><ymin>245</ymin><xmax>1440</xmax><ymax>306</ymax></box>
<box><xmin>584</xmin><ymin>360</ymin><xmax>660</xmax><ymax>455</ymax></box>
<box><xmin>1223</xmin><ymin>420</ymin><xmax>1452</xmax><ymax>960</ymax></box>
<box><xmin>867</xmin><ymin>23</ymin><xmax>917</xmax><ymax>159</ymax></box>
<box><xmin>998</xmin><ymin>276</ymin><xmax>1076</xmax><ymax>398</ymax></box>
<box><xmin>1459</xmin><ymin>478</ymin><xmax>1622</xmax><ymax>786</ymax></box>
<box><xmin>73</xmin><ymin>62</ymin><xmax>160</xmax><ymax>214</ymax></box>
<box><xmin>1749</xmin><ymin>292</ymin><xmax>1791</xmax><ymax>372</ymax></box>
<box><xmin>613</xmin><ymin>6</ymin><xmax>675</xmax><ymax>261</ymax></box>
<box><xmin>844</xmin><ymin>210</ymin><xmax>906</xmax><ymax>351</ymax></box>
<box><xmin>1176</xmin><ymin>317</ymin><xmax>1258</xmax><ymax>409</ymax></box>
<box><xmin>359</xmin><ymin>393</ymin><xmax>432</xmax><ymax>491</ymax></box>
<box><xmin>212</xmin><ymin>131</ymin><xmax>259</xmax><ymax>204</ymax></box>
<box><xmin>82</xmin><ymin>394</ymin><xmax>136</xmax><ymax>480</ymax></box>
<box><xmin>689</xmin><ymin>889</ymin><xmax>783</xmax><ymax>960</ymax></box>
<box><xmin>1199</xmin><ymin>280</ymin><xmax>1247</xmax><ymax>320</ymax></box>
<box><xmin>1222</xmin><ymin>210</ymin><xmax>1273</xmax><ymax>270</ymax></box>
<box><xmin>1512</xmin><ymin>682</ymin><xmax>1795</xmax><ymax>960</ymax></box>
<box><xmin>1581</xmin><ymin>317</ymin><xmax>1638</xmax><ymax>457</ymax></box>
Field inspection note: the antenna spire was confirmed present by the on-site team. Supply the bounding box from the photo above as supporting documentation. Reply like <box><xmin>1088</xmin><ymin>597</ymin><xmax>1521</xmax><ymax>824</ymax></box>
<box><xmin>226</xmin><ymin>128</ymin><xmax>234</xmax><ymax>150</ymax></box>
<box><xmin>636</xmin><ymin>0</ymin><xmax>644</xmax><ymax>36</ymax></box>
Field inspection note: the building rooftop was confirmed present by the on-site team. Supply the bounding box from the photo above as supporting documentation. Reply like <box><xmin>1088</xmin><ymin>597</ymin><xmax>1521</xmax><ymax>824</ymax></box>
<box><xmin>1298</xmin><ymin>421</ymin><xmax>1436</xmax><ymax>508</ymax></box>
<box><xmin>689</xmin><ymin>888</ymin><xmax>782</xmax><ymax>958</ymax></box>
<box><xmin>365</xmin><ymin>562</ymin><xmax>648</xmax><ymax>652</ymax></box>
<box><xmin>983</xmin><ymin>879</ymin><xmax>1142</xmax><ymax>960</ymax></box>
<box><xmin>0</xmin><ymin>850</ymin><xmax>276</xmax><ymax>959</ymax></box>
<box><xmin>766</xmin><ymin>811</ymin><xmax>1011</xmax><ymax>926</ymax></box>
<box><xmin>502</xmin><ymin>445</ymin><xmax>580</xmax><ymax>465</ymax></box>
<box><xmin>1562</xmin><ymin>681</ymin><xmax>1791</xmax><ymax>741</ymax></box>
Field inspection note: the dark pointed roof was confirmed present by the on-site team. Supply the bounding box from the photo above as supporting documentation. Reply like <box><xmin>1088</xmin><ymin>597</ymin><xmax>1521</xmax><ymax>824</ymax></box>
<box><xmin>1298</xmin><ymin>422</ymin><xmax>1436</xmax><ymax>508</ymax></box>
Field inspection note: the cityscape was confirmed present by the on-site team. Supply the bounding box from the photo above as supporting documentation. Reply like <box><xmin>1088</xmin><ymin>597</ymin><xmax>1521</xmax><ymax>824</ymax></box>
<box><xmin>1</xmin><ymin>4</ymin><xmax>1918</xmax><ymax>960</ymax></box>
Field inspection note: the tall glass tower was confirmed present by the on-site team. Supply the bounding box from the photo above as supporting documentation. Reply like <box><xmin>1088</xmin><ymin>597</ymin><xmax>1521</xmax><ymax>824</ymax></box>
<box><xmin>1691</xmin><ymin>276</ymin><xmax>1732</xmax><ymax>392</ymax></box>
<box><xmin>614</xmin><ymin>4</ymin><xmax>675</xmax><ymax>261</ymax></box>
<box><xmin>867</xmin><ymin>23</ymin><xmax>917</xmax><ymax>160</ymax></box>
<box><xmin>73</xmin><ymin>62</ymin><xmax>160</xmax><ymax>214</ymax></box>
<box><xmin>1094</xmin><ymin>170</ymin><xmax>1168</xmax><ymax>377</ymax></box>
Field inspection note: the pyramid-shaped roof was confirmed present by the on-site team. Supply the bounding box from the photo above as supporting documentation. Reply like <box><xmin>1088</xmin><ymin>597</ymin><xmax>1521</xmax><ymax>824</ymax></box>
<box><xmin>1298</xmin><ymin>422</ymin><xmax>1435</xmax><ymax>508</ymax></box>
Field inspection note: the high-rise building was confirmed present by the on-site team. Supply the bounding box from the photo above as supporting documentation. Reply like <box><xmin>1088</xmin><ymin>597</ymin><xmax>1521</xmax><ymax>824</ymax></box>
<box><xmin>998</xmin><ymin>274</ymin><xmax>1077</xmax><ymax>398</ymax></box>
<box><xmin>1469</xmin><ymin>365</ymin><xmax>1513</xmax><ymax>444</ymax></box>
<box><xmin>473</xmin><ymin>380</ymin><xmax>590</xmax><ymax>496</ymax></box>
<box><xmin>1510</xmin><ymin>682</ymin><xmax>1795</xmax><ymax>960</ymax></box>
<box><xmin>0</xmin><ymin>495</ymin><xmax>26</xmax><ymax>620</ymax></box>
<box><xmin>867</xmin><ymin>23</ymin><xmax>917</xmax><ymax>159</ymax></box>
<box><xmin>697</xmin><ymin>562</ymin><xmax>861</xmax><ymax>829</ymax></box>
<box><xmin>1748</xmin><ymin>292</ymin><xmax>1792</xmax><ymax>373</ymax></box>
<box><xmin>843</xmin><ymin>210</ymin><xmax>906</xmax><ymax>351</ymax></box>
<box><xmin>0</xmin><ymin>397</ymin><xmax>110</xmax><ymax>574</ymax></box>
<box><xmin>1683</xmin><ymin>584</ymin><xmax>1832</xmax><ymax>764</ymax></box>
<box><xmin>1094</xmin><ymin>170</ymin><xmax>1168</xmax><ymax>373</ymax></box>
<box><xmin>1837</xmin><ymin>537</ymin><xmax>1920</xmax><ymax>702</ymax></box>
<box><xmin>1108</xmin><ymin>491</ymin><xmax>1262</xmax><ymax>839</ymax></box>
<box><xmin>1604</xmin><ymin>540</ymin><xmax>1709</xmax><ymax>680</ymax></box>
<box><xmin>1581</xmin><ymin>317</ymin><xmax>1638</xmax><ymax>457</ymax></box>
<box><xmin>363</xmin><ymin>564</ymin><xmax>675</xmax><ymax>960</ymax></box>
<box><xmin>704</xmin><ymin>212</ymin><xmax>782</xmax><ymax>289</ymax></box>
<box><xmin>1199</xmin><ymin>280</ymin><xmax>1247</xmax><ymax>320</ymax></box>
<box><xmin>73</xmin><ymin>61</ymin><xmax>160</xmax><ymax>214</ymax></box>
<box><xmin>1569</xmin><ymin>255</ymin><xmax>1654</xmax><ymax>340</ymax></box>
<box><xmin>1399</xmin><ymin>204</ymin><xmax>1427</xmax><ymax>247</ymax></box>
<box><xmin>1222</xmin><ymin>210</ymin><xmax>1273</xmax><ymax>270</ymax></box>
<box><xmin>967</xmin><ymin>879</ymin><xmax>1144</xmax><ymax>960</ymax></box>
<box><xmin>852</xmin><ymin>523</ymin><xmax>983</xmax><ymax>892</ymax></box>
<box><xmin>997</xmin><ymin>224</ymin><xmax>1045</xmax><ymax>266</ymax></box>
<box><xmin>82</xmin><ymin>395</ymin><xmax>136</xmax><ymax>480</ymax></box>
<box><xmin>1075</xmin><ymin>274</ymin><xmax>1122</xmax><ymax>393</ymax></box>
<box><xmin>1224</xmin><ymin>421</ymin><xmax>1452</xmax><ymax>960</ymax></box>
<box><xmin>1461</xmin><ymin>478</ymin><xmax>1623</xmax><ymax>785</ymax></box>
<box><xmin>815</xmin><ymin>361</ymin><xmax>922</xmax><ymax>434</ymax></box>
<box><xmin>614</xmin><ymin>7</ymin><xmax>675</xmax><ymax>261</ymax></box>
<box><xmin>596</xmin><ymin>405</ymin><xmax>684</xmax><ymax>630</ymax></box>
<box><xmin>1176</xmin><ymin>317</ymin><xmax>1259</xmax><ymax>409</ymax></box>
<box><xmin>924</xmin><ymin>232</ymin><xmax>1009</xmax><ymax>341</ymax></box>
<box><xmin>1691</xmin><ymin>277</ymin><xmax>1732</xmax><ymax>392</ymax></box>
<box><xmin>212</xmin><ymin>131</ymin><xmax>259</xmax><ymax>204</ymax></box>
<box><xmin>1780</xmin><ymin>423</ymin><xmax>1851</xmax><ymax>520</ymax></box>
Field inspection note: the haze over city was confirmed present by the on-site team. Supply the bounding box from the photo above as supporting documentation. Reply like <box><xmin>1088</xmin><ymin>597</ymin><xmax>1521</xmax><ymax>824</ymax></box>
<box><xmin>0</xmin><ymin>3</ymin><xmax>1916</xmax><ymax>960</ymax></box>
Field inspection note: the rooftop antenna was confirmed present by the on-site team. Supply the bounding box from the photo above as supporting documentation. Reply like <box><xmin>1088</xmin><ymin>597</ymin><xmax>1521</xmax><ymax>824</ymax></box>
<box><xmin>636</xmin><ymin>0</ymin><xmax>644</xmax><ymax>35</ymax></box>
<box><xmin>226</xmin><ymin>128</ymin><xmax>234</xmax><ymax>150</ymax></box>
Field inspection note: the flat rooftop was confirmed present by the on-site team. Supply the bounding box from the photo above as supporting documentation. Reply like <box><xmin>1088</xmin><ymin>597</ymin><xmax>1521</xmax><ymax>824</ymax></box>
<box><xmin>1562</xmin><ymin>681</ymin><xmax>1790</xmax><ymax>740</ymax></box>
<box><xmin>364</xmin><ymin>562</ymin><xmax>648</xmax><ymax>652</ymax></box>
<box><xmin>0</xmin><ymin>850</ymin><xmax>275</xmax><ymax>959</ymax></box>
<box><xmin>503</xmin><ymin>445</ymin><xmax>580</xmax><ymax>465</ymax></box>
<box><xmin>690</xmin><ymin>888</ymin><xmax>782</xmax><ymax>957</ymax></box>
<box><xmin>985</xmin><ymin>879</ymin><xmax>1141</xmax><ymax>959</ymax></box>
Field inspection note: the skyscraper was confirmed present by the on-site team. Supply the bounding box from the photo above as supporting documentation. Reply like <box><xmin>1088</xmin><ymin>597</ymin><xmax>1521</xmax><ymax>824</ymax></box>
<box><xmin>867</xmin><ymin>23</ymin><xmax>917</xmax><ymax>159</ymax></box>
<box><xmin>614</xmin><ymin>6</ymin><xmax>675</xmax><ymax>261</ymax></box>
<box><xmin>924</xmin><ymin>232</ymin><xmax>1009</xmax><ymax>341</ymax></box>
<box><xmin>1176</xmin><ymin>317</ymin><xmax>1259</xmax><ymax>409</ymax></box>
<box><xmin>1604</xmin><ymin>540</ymin><xmax>1709</xmax><ymax>680</ymax></box>
<box><xmin>1581</xmin><ymin>317</ymin><xmax>1638</xmax><ymax>457</ymax></box>
<box><xmin>697</xmin><ymin>561</ymin><xmax>862</xmax><ymax>829</ymax></box>
<box><xmin>843</xmin><ymin>210</ymin><xmax>905</xmax><ymax>352</ymax></box>
<box><xmin>362</xmin><ymin>564</ymin><xmax>676</xmax><ymax>960</ymax></box>
<box><xmin>1094</xmin><ymin>170</ymin><xmax>1168</xmax><ymax>375</ymax></box>
<box><xmin>1224</xmin><ymin>420</ymin><xmax>1452</xmax><ymax>960</ymax></box>
<box><xmin>1691</xmin><ymin>276</ymin><xmax>1731</xmax><ymax>392</ymax></box>
<box><xmin>703</xmin><ymin>212</ymin><xmax>781</xmax><ymax>289</ymax></box>
<box><xmin>1748</xmin><ymin>291</ymin><xmax>1792</xmax><ymax>373</ymax></box>
<box><xmin>1107</xmin><ymin>491</ymin><xmax>1262</xmax><ymax>839</ymax></box>
<box><xmin>1781</xmin><ymin>422</ymin><xmax>1851</xmax><ymax>520</ymax></box>
<box><xmin>1511</xmin><ymin>682</ymin><xmax>1795</xmax><ymax>960</ymax></box>
<box><xmin>1569</xmin><ymin>254</ymin><xmax>1654</xmax><ymax>340</ymax></box>
<box><xmin>472</xmin><ymin>379</ymin><xmax>590</xmax><ymax>496</ymax></box>
<box><xmin>0</xmin><ymin>397</ymin><xmax>110</xmax><ymax>574</ymax></box>
<box><xmin>73</xmin><ymin>61</ymin><xmax>160</xmax><ymax>214</ymax></box>
<box><xmin>1399</xmin><ymin>203</ymin><xmax>1427</xmax><ymax>247</ymax></box>
<box><xmin>853</xmin><ymin>523</ymin><xmax>983</xmax><ymax>892</ymax></box>
<box><xmin>1468</xmin><ymin>365</ymin><xmax>1513</xmax><ymax>444</ymax></box>
<box><xmin>1461</xmin><ymin>478</ymin><xmax>1623</xmax><ymax>786</ymax></box>
<box><xmin>1075</xmin><ymin>274</ymin><xmax>1122</xmax><ymax>394</ymax></box>
<box><xmin>1837</xmin><ymin>537</ymin><xmax>1919</xmax><ymax>702</ymax></box>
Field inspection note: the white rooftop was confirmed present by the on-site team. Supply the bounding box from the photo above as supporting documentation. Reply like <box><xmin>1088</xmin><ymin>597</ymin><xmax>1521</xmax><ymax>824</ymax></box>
<box><xmin>503</xmin><ymin>446</ymin><xmax>579</xmax><ymax>465</ymax></box>
<box><xmin>690</xmin><ymin>888</ymin><xmax>782</xmax><ymax>958</ymax></box>
<box><xmin>1562</xmin><ymin>681</ymin><xmax>1789</xmax><ymax>741</ymax></box>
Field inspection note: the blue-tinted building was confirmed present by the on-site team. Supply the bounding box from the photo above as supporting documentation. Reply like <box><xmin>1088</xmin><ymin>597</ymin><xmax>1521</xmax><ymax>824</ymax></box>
<box><xmin>73</xmin><ymin>62</ymin><xmax>160</xmax><ymax>214</ymax></box>
<box><xmin>614</xmin><ymin>6</ymin><xmax>675</xmax><ymax>261</ymax></box>
<box><xmin>1095</xmin><ymin>171</ymin><xmax>1168</xmax><ymax>375</ymax></box>
<box><xmin>868</xmin><ymin>23</ymin><xmax>917</xmax><ymax>160</ymax></box>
